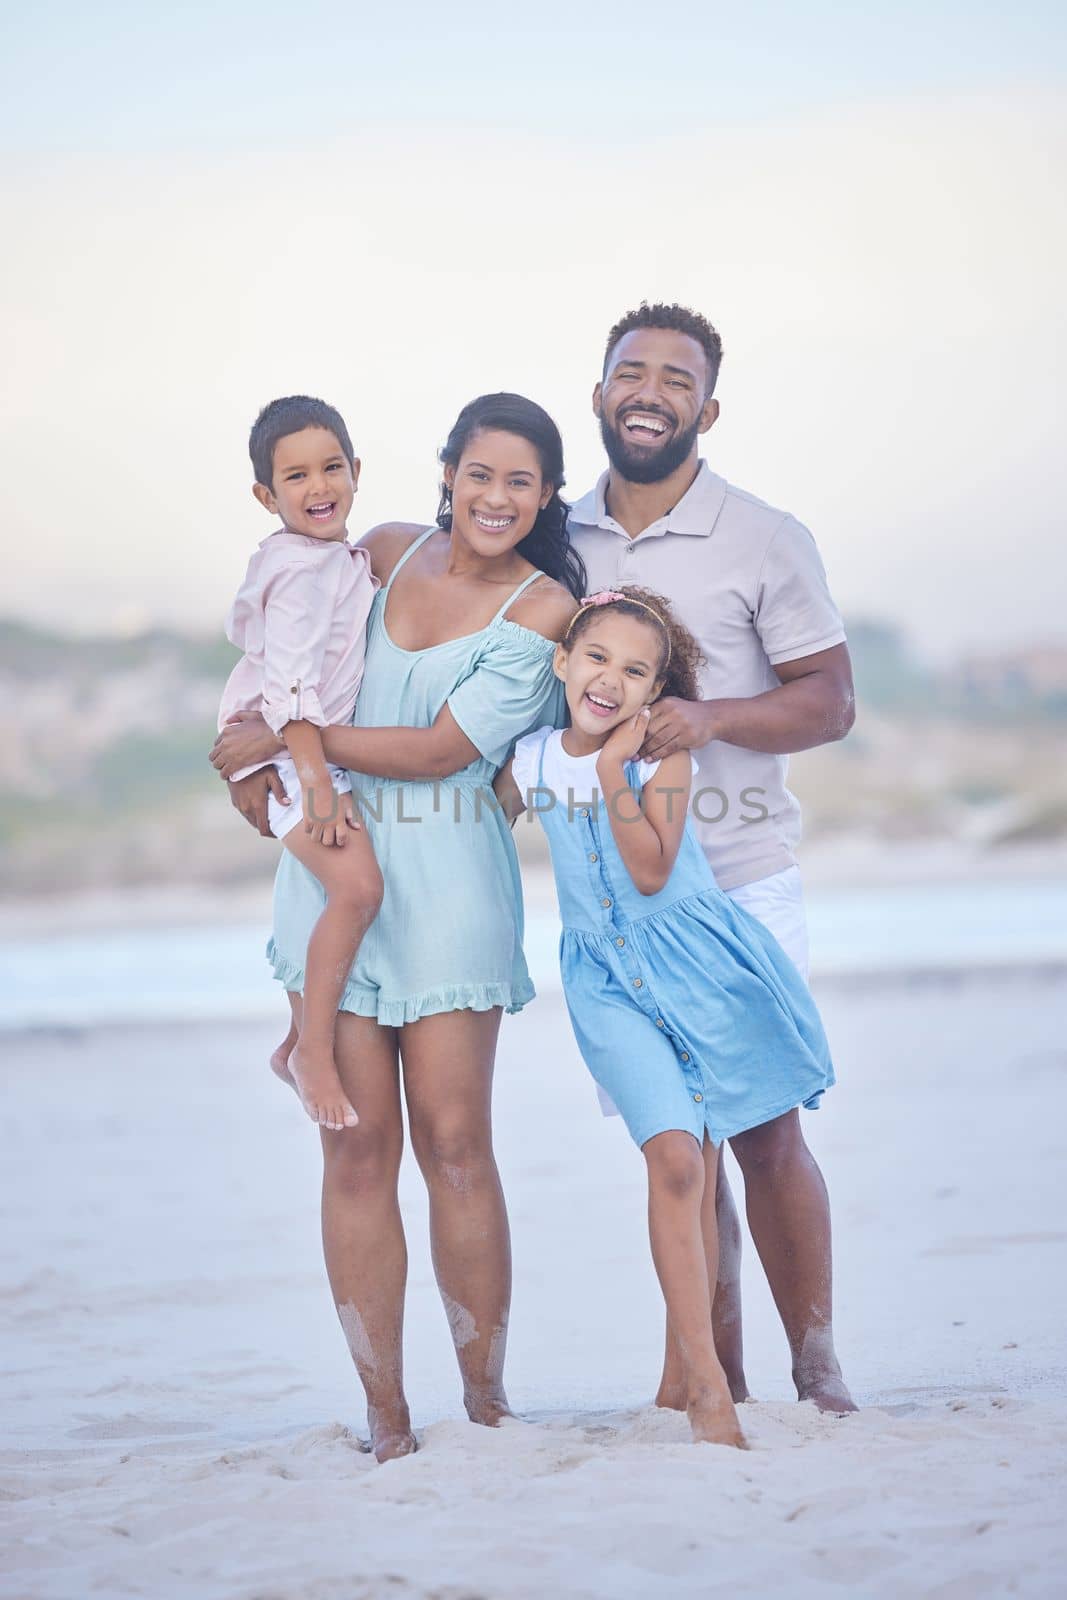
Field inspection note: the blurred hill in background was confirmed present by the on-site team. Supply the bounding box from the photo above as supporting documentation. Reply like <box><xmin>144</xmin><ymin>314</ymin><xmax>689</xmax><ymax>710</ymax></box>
<box><xmin>3</xmin><ymin>617</ymin><xmax>1065</xmax><ymax>898</ymax></box>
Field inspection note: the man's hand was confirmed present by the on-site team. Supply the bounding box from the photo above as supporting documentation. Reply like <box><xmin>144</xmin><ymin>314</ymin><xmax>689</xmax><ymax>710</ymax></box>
<box><xmin>639</xmin><ymin>697</ymin><xmax>715</xmax><ymax>762</ymax></box>
<box><xmin>210</xmin><ymin>711</ymin><xmax>285</xmax><ymax>779</ymax></box>
<box><xmin>228</xmin><ymin>768</ymin><xmax>288</xmax><ymax>836</ymax></box>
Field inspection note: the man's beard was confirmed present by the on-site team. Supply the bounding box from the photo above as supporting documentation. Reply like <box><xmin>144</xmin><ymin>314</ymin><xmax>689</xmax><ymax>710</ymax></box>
<box><xmin>600</xmin><ymin>411</ymin><xmax>700</xmax><ymax>485</ymax></box>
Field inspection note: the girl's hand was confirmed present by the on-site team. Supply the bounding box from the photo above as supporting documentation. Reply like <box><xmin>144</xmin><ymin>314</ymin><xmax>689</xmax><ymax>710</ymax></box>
<box><xmin>599</xmin><ymin>706</ymin><xmax>651</xmax><ymax>768</ymax></box>
<box><xmin>210</xmin><ymin>711</ymin><xmax>285</xmax><ymax>779</ymax></box>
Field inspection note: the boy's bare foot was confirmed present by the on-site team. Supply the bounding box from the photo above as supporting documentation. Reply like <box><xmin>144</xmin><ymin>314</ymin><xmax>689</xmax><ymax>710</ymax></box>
<box><xmin>464</xmin><ymin>1388</ymin><xmax>515</xmax><ymax>1427</ymax></box>
<box><xmin>289</xmin><ymin>1043</ymin><xmax>359</xmax><ymax>1132</ymax></box>
<box><xmin>367</xmin><ymin>1401</ymin><xmax>417</xmax><ymax>1463</ymax></box>
<box><xmin>687</xmin><ymin>1384</ymin><xmax>747</xmax><ymax>1448</ymax></box>
<box><xmin>270</xmin><ymin>1029</ymin><xmax>297</xmax><ymax>1089</ymax></box>
<box><xmin>795</xmin><ymin>1366</ymin><xmax>858</xmax><ymax>1415</ymax></box>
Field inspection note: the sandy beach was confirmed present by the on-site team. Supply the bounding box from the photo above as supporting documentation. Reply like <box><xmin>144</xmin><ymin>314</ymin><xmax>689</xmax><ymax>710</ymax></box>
<box><xmin>3</xmin><ymin>968</ymin><xmax>1066</xmax><ymax>1599</ymax></box>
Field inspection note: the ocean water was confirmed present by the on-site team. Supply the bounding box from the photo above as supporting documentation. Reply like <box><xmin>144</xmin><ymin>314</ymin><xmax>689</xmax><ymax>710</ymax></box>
<box><xmin>2</xmin><ymin>878</ymin><xmax>1065</xmax><ymax>1034</ymax></box>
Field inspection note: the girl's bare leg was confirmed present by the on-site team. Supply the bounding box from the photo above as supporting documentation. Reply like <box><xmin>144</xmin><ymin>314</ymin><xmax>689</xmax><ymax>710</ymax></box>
<box><xmin>321</xmin><ymin>1010</ymin><xmax>416</xmax><ymax>1462</ymax></box>
<box><xmin>643</xmin><ymin>1131</ymin><xmax>745</xmax><ymax>1447</ymax></box>
<box><xmin>656</xmin><ymin>1143</ymin><xmax>749</xmax><ymax>1408</ymax></box>
<box><xmin>729</xmin><ymin>1109</ymin><xmax>856</xmax><ymax>1413</ymax></box>
<box><xmin>282</xmin><ymin>822</ymin><xmax>383</xmax><ymax>1129</ymax></box>
<box><xmin>402</xmin><ymin>1008</ymin><xmax>513</xmax><ymax>1426</ymax></box>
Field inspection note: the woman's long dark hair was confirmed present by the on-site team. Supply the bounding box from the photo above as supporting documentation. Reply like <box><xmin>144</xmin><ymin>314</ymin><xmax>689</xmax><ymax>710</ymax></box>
<box><xmin>436</xmin><ymin>393</ymin><xmax>587</xmax><ymax>601</ymax></box>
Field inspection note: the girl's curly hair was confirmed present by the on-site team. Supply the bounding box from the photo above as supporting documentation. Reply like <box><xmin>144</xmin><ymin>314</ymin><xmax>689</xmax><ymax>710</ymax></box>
<box><xmin>562</xmin><ymin>585</ymin><xmax>706</xmax><ymax>702</ymax></box>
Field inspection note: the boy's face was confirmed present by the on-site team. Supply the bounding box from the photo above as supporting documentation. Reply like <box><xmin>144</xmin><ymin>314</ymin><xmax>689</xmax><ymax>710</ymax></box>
<box><xmin>253</xmin><ymin>426</ymin><xmax>359</xmax><ymax>540</ymax></box>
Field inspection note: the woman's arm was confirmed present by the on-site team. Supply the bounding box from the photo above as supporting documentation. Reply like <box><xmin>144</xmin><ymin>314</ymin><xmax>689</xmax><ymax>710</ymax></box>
<box><xmin>212</xmin><ymin>703</ymin><xmax>481</xmax><ymax>782</ymax></box>
<box><xmin>596</xmin><ymin>715</ymin><xmax>692</xmax><ymax>896</ymax></box>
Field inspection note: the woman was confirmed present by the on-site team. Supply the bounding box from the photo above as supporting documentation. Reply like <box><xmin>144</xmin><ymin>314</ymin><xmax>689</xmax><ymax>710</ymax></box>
<box><xmin>212</xmin><ymin>393</ymin><xmax>583</xmax><ymax>1460</ymax></box>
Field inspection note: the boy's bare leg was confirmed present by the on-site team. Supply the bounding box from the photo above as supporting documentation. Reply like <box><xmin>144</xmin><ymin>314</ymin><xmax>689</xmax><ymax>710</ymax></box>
<box><xmin>643</xmin><ymin>1131</ymin><xmax>745</xmax><ymax>1447</ymax></box>
<box><xmin>656</xmin><ymin>1141</ymin><xmax>750</xmax><ymax>1408</ymax></box>
<box><xmin>270</xmin><ymin>992</ymin><xmax>299</xmax><ymax>1086</ymax></box>
<box><xmin>321</xmin><ymin>1012</ymin><xmax>416</xmax><ymax>1462</ymax></box>
<box><xmin>281</xmin><ymin>820</ymin><xmax>383</xmax><ymax>1130</ymax></box>
<box><xmin>729</xmin><ymin>1109</ymin><xmax>856</xmax><ymax>1413</ymax></box>
<box><xmin>402</xmin><ymin>1008</ymin><xmax>515</xmax><ymax>1427</ymax></box>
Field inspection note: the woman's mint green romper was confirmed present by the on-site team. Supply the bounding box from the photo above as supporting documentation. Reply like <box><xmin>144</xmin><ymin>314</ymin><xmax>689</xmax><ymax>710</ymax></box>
<box><xmin>267</xmin><ymin>527</ymin><xmax>563</xmax><ymax>1025</ymax></box>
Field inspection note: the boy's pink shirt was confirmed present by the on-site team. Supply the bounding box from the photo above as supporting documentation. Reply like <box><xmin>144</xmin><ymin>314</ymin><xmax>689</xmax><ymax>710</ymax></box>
<box><xmin>219</xmin><ymin>529</ymin><xmax>380</xmax><ymax>781</ymax></box>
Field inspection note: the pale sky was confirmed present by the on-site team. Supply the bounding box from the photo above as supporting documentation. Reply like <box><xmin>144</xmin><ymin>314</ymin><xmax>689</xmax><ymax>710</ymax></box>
<box><xmin>1</xmin><ymin>4</ymin><xmax>1064</xmax><ymax>661</ymax></box>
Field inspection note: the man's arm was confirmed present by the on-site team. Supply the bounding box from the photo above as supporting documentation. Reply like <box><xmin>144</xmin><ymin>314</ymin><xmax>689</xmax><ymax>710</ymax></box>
<box><xmin>640</xmin><ymin>642</ymin><xmax>856</xmax><ymax>762</ymax></box>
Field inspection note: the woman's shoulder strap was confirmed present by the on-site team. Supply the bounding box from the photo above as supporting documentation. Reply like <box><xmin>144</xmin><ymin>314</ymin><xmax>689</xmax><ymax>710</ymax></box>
<box><xmin>492</xmin><ymin>567</ymin><xmax>549</xmax><ymax>624</ymax></box>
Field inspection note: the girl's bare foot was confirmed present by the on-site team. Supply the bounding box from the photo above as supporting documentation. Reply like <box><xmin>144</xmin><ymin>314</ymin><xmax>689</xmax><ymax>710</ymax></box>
<box><xmin>464</xmin><ymin>1387</ymin><xmax>515</xmax><ymax>1427</ymax></box>
<box><xmin>687</xmin><ymin>1383</ymin><xmax>747</xmax><ymax>1448</ymax></box>
<box><xmin>654</xmin><ymin>1379</ymin><xmax>687</xmax><ymax>1412</ymax></box>
<box><xmin>367</xmin><ymin>1401</ymin><xmax>417</xmax><ymax>1463</ymax></box>
<box><xmin>289</xmin><ymin>1042</ymin><xmax>359</xmax><ymax>1131</ymax></box>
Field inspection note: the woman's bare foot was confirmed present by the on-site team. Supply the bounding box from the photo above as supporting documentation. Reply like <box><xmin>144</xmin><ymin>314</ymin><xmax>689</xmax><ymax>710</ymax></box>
<box><xmin>464</xmin><ymin>1387</ymin><xmax>514</xmax><ymax>1427</ymax></box>
<box><xmin>367</xmin><ymin>1400</ymin><xmax>417</xmax><ymax>1463</ymax></box>
<box><xmin>687</xmin><ymin>1383</ymin><xmax>747</xmax><ymax>1448</ymax></box>
<box><xmin>289</xmin><ymin>1042</ymin><xmax>359</xmax><ymax>1131</ymax></box>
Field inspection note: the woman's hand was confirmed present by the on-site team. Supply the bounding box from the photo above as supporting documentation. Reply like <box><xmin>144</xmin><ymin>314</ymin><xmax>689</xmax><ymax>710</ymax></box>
<box><xmin>227</xmin><ymin>768</ymin><xmax>288</xmax><ymax>836</ymax></box>
<box><xmin>210</xmin><ymin>711</ymin><xmax>285</xmax><ymax>779</ymax></box>
<box><xmin>598</xmin><ymin>706</ymin><xmax>651</xmax><ymax>769</ymax></box>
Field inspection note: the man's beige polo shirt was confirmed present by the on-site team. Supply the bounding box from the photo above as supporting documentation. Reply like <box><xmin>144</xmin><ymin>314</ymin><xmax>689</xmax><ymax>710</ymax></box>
<box><xmin>568</xmin><ymin>462</ymin><xmax>847</xmax><ymax>892</ymax></box>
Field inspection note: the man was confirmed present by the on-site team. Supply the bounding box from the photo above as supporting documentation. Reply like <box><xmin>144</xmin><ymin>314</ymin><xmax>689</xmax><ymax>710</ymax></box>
<box><xmin>568</xmin><ymin>301</ymin><xmax>857</xmax><ymax>1413</ymax></box>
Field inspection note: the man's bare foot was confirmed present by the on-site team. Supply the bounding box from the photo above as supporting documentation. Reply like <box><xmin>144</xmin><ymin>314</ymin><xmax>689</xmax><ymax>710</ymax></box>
<box><xmin>687</xmin><ymin>1384</ymin><xmax>747</xmax><ymax>1448</ymax></box>
<box><xmin>367</xmin><ymin>1401</ymin><xmax>417</xmax><ymax>1463</ymax></box>
<box><xmin>464</xmin><ymin>1388</ymin><xmax>514</xmax><ymax>1427</ymax></box>
<box><xmin>795</xmin><ymin>1367</ymin><xmax>858</xmax><ymax>1415</ymax></box>
<box><xmin>288</xmin><ymin>1042</ymin><xmax>358</xmax><ymax>1131</ymax></box>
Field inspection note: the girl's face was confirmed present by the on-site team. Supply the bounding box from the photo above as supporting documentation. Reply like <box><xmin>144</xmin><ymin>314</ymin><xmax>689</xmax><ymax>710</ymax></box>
<box><xmin>444</xmin><ymin>429</ymin><xmax>553</xmax><ymax>556</ymax></box>
<box><xmin>554</xmin><ymin>611</ymin><xmax>665</xmax><ymax>739</ymax></box>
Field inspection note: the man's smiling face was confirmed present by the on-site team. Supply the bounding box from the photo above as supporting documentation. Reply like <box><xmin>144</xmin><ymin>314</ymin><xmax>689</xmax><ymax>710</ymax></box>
<box><xmin>594</xmin><ymin>327</ymin><xmax>718</xmax><ymax>485</ymax></box>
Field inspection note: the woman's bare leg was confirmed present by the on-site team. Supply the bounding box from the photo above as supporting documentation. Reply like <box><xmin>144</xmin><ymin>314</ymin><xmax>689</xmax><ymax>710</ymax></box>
<box><xmin>401</xmin><ymin>1007</ymin><xmax>513</xmax><ymax>1426</ymax></box>
<box><xmin>729</xmin><ymin>1109</ymin><xmax>856</xmax><ymax>1413</ymax></box>
<box><xmin>320</xmin><ymin>1009</ymin><xmax>415</xmax><ymax>1461</ymax></box>
<box><xmin>282</xmin><ymin>824</ymin><xmax>383</xmax><ymax>1129</ymax></box>
<box><xmin>656</xmin><ymin>1141</ymin><xmax>750</xmax><ymax>1407</ymax></box>
<box><xmin>643</xmin><ymin>1131</ymin><xmax>744</xmax><ymax>1447</ymax></box>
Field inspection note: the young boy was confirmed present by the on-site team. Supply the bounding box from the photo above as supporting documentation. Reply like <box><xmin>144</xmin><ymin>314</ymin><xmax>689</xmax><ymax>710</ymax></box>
<box><xmin>219</xmin><ymin>396</ymin><xmax>382</xmax><ymax>1131</ymax></box>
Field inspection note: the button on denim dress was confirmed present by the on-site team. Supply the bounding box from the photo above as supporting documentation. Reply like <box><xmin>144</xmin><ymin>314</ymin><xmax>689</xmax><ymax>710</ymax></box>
<box><xmin>522</xmin><ymin>727</ymin><xmax>835</xmax><ymax>1148</ymax></box>
<box><xmin>267</xmin><ymin>529</ymin><xmax>563</xmax><ymax>1025</ymax></box>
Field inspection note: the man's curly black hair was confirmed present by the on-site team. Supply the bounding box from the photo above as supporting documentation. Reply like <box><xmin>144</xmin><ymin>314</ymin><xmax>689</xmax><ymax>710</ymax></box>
<box><xmin>602</xmin><ymin>302</ymin><xmax>723</xmax><ymax>397</ymax></box>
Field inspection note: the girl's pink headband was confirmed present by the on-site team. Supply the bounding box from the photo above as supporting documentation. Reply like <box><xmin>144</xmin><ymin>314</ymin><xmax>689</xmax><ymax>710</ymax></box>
<box><xmin>564</xmin><ymin>589</ymin><xmax>672</xmax><ymax>666</ymax></box>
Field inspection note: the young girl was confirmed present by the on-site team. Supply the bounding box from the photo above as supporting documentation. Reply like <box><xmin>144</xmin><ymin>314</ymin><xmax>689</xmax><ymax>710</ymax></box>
<box><xmin>219</xmin><ymin>395</ymin><xmax>383</xmax><ymax>1133</ymax></box>
<box><xmin>494</xmin><ymin>587</ymin><xmax>836</xmax><ymax>1448</ymax></box>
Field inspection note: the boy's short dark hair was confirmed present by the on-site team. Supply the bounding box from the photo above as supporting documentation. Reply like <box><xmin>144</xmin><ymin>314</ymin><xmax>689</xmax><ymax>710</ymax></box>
<box><xmin>249</xmin><ymin>395</ymin><xmax>355</xmax><ymax>488</ymax></box>
<box><xmin>603</xmin><ymin>302</ymin><xmax>724</xmax><ymax>397</ymax></box>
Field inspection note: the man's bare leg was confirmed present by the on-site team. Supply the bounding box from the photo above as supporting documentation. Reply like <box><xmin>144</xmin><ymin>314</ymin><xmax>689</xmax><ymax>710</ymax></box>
<box><xmin>656</xmin><ymin>1140</ymin><xmax>750</xmax><ymax>1408</ymax></box>
<box><xmin>644</xmin><ymin>1132</ymin><xmax>745</xmax><ymax>1447</ymax></box>
<box><xmin>402</xmin><ymin>1008</ymin><xmax>514</xmax><ymax>1427</ymax></box>
<box><xmin>729</xmin><ymin>1109</ymin><xmax>856</xmax><ymax>1414</ymax></box>
<box><xmin>321</xmin><ymin>1011</ymin><xmax>416</xmax><ymax>1461</ymax></box>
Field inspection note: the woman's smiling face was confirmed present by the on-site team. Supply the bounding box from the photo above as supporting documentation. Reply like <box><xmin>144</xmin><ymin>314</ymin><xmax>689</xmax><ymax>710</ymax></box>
<box><xmin>444</xmin><ymin>429</ymin><xmax>552</xmax><ymax>555</ymax></box>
